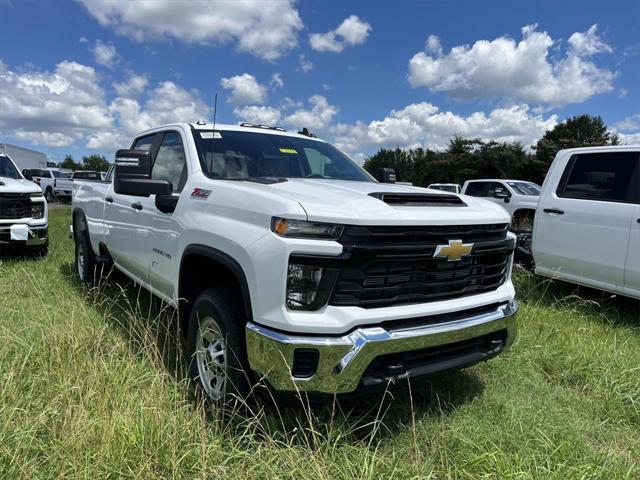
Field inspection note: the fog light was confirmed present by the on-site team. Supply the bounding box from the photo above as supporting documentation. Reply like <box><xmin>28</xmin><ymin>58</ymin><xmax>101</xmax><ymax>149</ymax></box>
<box><xmin>31</xmin><ymin>203</ymin><xmax>44</xmax><ymax>219</ymax></box>
<box><xmin>292</xmin><ymin>349</ymin><xmax>319</xmax><ymax>378</ymax></box>
<box><xmin>286</xmin><ymin>262</ymin><xmax>338</xmax><ymax>310</ymax></box>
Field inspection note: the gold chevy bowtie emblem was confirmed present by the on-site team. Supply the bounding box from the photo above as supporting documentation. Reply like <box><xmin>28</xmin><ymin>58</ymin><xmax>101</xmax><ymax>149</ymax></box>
<box><xmin>433</xmin><ymin>239</ymin><xmax>474</xmax><ymax>261</ymax></box>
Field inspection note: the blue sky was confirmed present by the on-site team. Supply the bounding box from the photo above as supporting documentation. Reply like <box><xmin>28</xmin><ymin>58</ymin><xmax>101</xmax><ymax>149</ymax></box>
<box><xmin>0</xmin><ymin>0</ymin><xmax>638</xmax><ymax>163</ymax></box>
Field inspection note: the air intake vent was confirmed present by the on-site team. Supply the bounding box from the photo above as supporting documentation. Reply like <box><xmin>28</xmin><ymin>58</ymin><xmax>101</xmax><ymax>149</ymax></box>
<box><xmin>369</xmin><ymin>192</ymin><xmax>465</xmax><ymax>206</ymax></box>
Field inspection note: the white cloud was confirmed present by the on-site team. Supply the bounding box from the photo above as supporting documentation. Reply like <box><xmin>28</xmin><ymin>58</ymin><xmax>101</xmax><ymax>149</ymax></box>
<box><xmin>569</xmin><ymin>24</ymin><xmax>612</xmax><ymax>56</ymax></box>
<box><xmin>270</xmin><ymin>73</ymin><xmax>284</xmax><ymax>89</ymax></box>
<box><xmin>93</xmin><ymin>40</ymin><xmax>118</xmax><ymax>68</ymax></box>
<box><xmin>233</xmin><ymin>105</ymin><xmax>281</xmax><ymax>126</ymax></box>
<box><xmin>297</xmin><ymin>54</ymin><xmax>314</xmax><ymax>73</ymax></box>
<box><xmin>613</xmin><ymin>114</ymin><xmax>640</xmax><ymax>132</ymax></box>
<box><xmin>331</xmin><ymin>102</ymin><xmax>557</xmax><ymax>154</ymax></box>
<box><xmin>283</xmin><ymin>95</ymin><xmax>338</xmax><ymax>130</ymax></box>
<box><xmin>310</xmin><ymin>15</ymin><xmax>371</xmax><ymax>53</ymax></box>
<box><xmin>408</xmin><ymin>24</ymin><xmax>615</xmax><ymax>106</ymax></box>
<box><xmin>76</xmin><ymin>0</ymin><xmax>302</xmax><ymax>61</ymax></box>
<box><xmin>220</xmin><ymin>73</ymin><xmax>267</xmax><ymax>105</ymax></box>
<box><xmin>0</xmin><ymin>59</ymin><xmax>112</xmax><ymax>147</ymax></box>
<box><xmin>113</xmin><ymin>73</ymin><xmax>148</xmax><ymax>97</ymax></box>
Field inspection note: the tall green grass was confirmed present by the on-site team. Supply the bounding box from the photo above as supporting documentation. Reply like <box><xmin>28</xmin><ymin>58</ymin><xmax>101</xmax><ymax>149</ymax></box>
<box><xmin>1</xmin><ymin>207</ymin><xmax>639</xmax><ymax>479</ymax></box>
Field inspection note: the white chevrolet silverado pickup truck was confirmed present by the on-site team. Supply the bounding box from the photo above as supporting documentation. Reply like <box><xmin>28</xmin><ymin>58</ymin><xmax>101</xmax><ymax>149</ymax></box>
<box><xmin>0</xmin><ymin>153</ymin><xmax>48</xmax><ymax>254</ymax></box>
<box><xmin>71</xmin><ymin>122</ymin><xmax>518</xmax><ymax>404</ymax></box>
<box><xmin>533</xmin><ymin>145</ymin><xmax>640</xmax><ymax>298</ymax></box>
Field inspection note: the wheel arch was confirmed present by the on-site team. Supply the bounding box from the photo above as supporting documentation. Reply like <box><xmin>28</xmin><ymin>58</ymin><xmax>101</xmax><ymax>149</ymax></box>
<box><xmin>178</xmin><ymin>244</ymin><xmax>253</xmax><ymax>325</ymax></box>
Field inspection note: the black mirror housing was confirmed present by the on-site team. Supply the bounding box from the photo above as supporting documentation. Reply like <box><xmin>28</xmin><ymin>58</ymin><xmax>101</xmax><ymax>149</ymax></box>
<box><xmin>114</xmin><ymin>149</ymin><xmax>172</xmax><ymax>196</ymax></box>
<box><xmin>378</xmin><ymin>168</ymin><xmax>396</xmax><ymax>183</ymax></box>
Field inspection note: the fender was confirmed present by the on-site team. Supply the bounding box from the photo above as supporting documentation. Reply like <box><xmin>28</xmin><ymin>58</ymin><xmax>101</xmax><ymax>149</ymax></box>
<box><xmin>179</xmin><ymin>244</ymin><xmax>253</xmax><ymax>319</ymax></box>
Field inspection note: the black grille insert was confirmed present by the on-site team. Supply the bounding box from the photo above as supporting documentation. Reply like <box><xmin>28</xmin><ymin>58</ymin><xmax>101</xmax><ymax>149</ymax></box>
<box><xmin>329</xmin><ymin>224</ymin><xmax>512</xmax><ymax>309</ymax></box>
<box><xmin>0</xmin><ymin>193</ymin><xmax>31</xmax><ymax>220</ymax></box>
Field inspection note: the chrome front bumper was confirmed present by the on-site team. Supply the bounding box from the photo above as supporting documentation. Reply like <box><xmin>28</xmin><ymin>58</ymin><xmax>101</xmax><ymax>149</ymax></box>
<box><xmin>0</xmin><ymin>224</ymin><xmax>48</xmax><ymax>246</ymax></box>
<box><xmin>246</xmin><ymin>300</ymin><xmax>518</xmax><ymax>394</ymax></box>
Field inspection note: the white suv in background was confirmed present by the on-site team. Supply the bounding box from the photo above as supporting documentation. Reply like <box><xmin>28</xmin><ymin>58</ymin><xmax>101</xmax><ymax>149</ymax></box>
<box><xmin>462</xmin><ymin>179</ymin><xmax>540</xmax><ymax>231</ymax></box>
<box><xmin>533</xmin><ymin>146</ymin><xmax>639</xmax><ymax>299</ymax></box>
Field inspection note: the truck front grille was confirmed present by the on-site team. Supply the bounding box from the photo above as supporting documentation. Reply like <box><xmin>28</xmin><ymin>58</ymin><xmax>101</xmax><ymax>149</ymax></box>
<box><xmin>0</xmin><ymin>193</ymin><xmax>31</xmax><ymax>220</ymax></box>
<box><xmin>329</xmin><ymin>224</ymin><xmax>513</xmax><ymax>309</ymax></box>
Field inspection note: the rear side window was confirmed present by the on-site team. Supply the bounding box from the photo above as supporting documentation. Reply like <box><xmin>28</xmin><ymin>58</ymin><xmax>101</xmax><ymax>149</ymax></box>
<box><xmin>465</xmin><ymin>182</ymin><xmax>487</xmax><ymax>196</ymax></box>
<box><xmin>557</xmin><ymin>152</ymin><xmax>640</xmax><ymax>203</ymax></box>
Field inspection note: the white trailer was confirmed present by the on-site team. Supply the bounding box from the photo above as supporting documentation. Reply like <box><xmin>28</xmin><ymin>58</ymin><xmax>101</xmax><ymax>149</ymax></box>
<box><xmin>0</xmin><ymin>143</ymin><xmax>47</xmax><ymax>172</ymax></box>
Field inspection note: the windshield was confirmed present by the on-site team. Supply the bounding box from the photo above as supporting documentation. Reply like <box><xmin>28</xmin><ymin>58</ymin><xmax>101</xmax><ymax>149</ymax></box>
<box><xmin>507</xmin><ymin>181</ymin><xmax>540</xmax><ymax>195</ymax></box>
<box><xmin>0</xmin><ymin>156</ymin><xmax>21</xmax><ymax>179</ymax></box>
<box><xmin>192</xmin><ymin>130</ymin><xmax>373</xmax><ymax>182</ymax></box>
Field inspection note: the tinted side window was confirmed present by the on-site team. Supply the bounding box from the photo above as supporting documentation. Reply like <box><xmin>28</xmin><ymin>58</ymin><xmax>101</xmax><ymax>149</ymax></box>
<box><xmin>132</xmin><ymin>134</ymin><xmax>156</xmax><ymax>151</ymax></box>
<box><xmin>152</xmin><ymin>132</ymin><xmax>187</xmax><ymax>192</ymax></box>
<box><xmin>557</xmin><ymin>152</ymin><xmax>640</xmax><ymax>203</ymax></box>
<box><xmin>487</xmin><ymin>182</ymin><xmax>509</xmax><ymax>197</ymax></box>
<box><xmin>465</xmin><ymin>182</ymin><xmax>487</xmax><ymax>196</ymax></box>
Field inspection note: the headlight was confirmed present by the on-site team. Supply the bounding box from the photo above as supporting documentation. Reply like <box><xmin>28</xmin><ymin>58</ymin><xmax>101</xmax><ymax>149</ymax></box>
<box><xmin>31</xmin><ymin>202</ymin><xmax>45</xmax><ymax>219</ymax></box>
<box><xmin>271</xmin><ymin>217</ymin><xmax>343</xmax><ymax>240</ymax></box>
<box><xmin>286</xmin><ymin>262</ymin><xmax>339</xmax><ymax>310</ymax></box>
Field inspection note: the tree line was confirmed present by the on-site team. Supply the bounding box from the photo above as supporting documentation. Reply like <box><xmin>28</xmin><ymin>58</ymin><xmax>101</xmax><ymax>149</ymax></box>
<box><xmin>363</xmin><ymin>114</ymin><xmax>620</xmax><ymax>186</ymax></box>
<box><xmin>57</xmin><ymin>154</ymin><xmax>110</xmax><ymax>172</ymax></box>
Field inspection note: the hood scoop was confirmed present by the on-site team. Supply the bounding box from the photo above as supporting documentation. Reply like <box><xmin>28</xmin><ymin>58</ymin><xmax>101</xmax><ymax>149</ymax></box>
<box><xmin>369</xmin><ymin>192</ymin><xmax>466</xmax><ymax>207</ymax></box>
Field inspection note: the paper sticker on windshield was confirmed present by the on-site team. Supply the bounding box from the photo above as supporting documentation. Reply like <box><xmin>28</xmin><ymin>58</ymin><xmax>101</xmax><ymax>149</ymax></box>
<box><xmin>200</xmin><ymin>131</ymin><xmax>222</xmax><ymax>139</ymax></box>
<box><xmin>279</xmin><ymin>148</ymin><xmax>298</xmax><ymax>154</ymax></box>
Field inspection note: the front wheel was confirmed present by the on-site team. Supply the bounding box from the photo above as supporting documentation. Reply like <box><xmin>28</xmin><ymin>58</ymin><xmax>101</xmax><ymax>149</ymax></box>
<box><xmin>187</xmin><ymin>288</ymin><xmax>250</xmax><ymax>406</ymax></box>
<box><xmin>74</xmin><ymin>232</ymin><xmax>97</xmax><ymax>284</ymax></box>
<box><xmin>45</xmin><ymin>188</ymin><xmax>55</xmax><ymax>203</ymax></box>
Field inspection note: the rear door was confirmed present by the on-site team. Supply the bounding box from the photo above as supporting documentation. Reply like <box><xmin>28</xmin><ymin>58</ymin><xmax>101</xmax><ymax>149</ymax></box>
<box><xmin>535</xmin><ymin>151</ymin><xmax>639</xmax><ymax>291</ymax></box>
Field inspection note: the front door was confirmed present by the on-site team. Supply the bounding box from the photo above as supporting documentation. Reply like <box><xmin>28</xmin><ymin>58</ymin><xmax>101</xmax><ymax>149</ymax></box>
<box><xmin>535</xmin><ymin>151</ymin><xmax>639</xmax><ymax>290</ymax></box>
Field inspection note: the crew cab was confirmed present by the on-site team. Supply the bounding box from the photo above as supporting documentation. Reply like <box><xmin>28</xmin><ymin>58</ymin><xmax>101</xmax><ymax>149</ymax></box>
<box><xmin>533</xmin><ymin>146</ymin><xmax>640</xmax><ymax>299</ymax></box>
<box><xmin>71</xmin><ymin>122</ymin><xmax>518</xmax><ymax>404</ymax></box>
<box><xmin>0</xmin><ymin>153</ymin><xmax>48</xmax><ymax>254</ymax></box>
<box><xmin>23</xmin><ymin>168</ymin><xmax>73</xmax><ymax>202</ymax></box>
<box><xmin>462</xmin><ymin>179</ymin><xmax>540</xmax><ymax>231</ymax></box>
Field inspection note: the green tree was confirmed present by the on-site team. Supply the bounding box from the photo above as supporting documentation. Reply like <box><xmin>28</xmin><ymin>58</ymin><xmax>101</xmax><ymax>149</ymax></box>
<box><xmin>81</xmin><ymin>154</ymin><xmax>110</xmax><ymax>172</ymax></box>
<box><xmin>59</xmin><ymin>154</ymin><xmax>81</xmax><ymax>170</ymax></box>
<box><xmin>535</xmin><ymin>114</ymin><xmax>620</xmax><ymax>165</ymax></box>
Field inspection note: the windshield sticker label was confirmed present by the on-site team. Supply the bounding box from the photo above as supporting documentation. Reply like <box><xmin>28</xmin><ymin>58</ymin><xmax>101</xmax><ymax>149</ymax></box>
<box><xmin>191</xmin><ymin>188</ymin><xmax>212</xmax><ymax>200</ymax></box>
<box><xmin>200</xmin><ymin>131</ymin><xmax>222</xmax><ymax>139</ymax></box>
<box><xmin>279</xmin><ymin>148</ymin><xmax>298</xmax><ymax>154</ymax></box>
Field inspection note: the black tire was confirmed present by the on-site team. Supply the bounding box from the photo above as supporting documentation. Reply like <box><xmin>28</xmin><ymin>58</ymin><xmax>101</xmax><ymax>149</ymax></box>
<box><xmin>187</xmin><ymin>288</ymin><xmax>250</xmax><ymax>406</ymax></box>
<box><xmin>75</xmin><ymin>231</ymin><xmax>97</xmax><ymax>284</ymax></box>
<box><xmin>45</xmin><ymin>187</ymin><xmax>55</xmax><ymax>203</ymax></box>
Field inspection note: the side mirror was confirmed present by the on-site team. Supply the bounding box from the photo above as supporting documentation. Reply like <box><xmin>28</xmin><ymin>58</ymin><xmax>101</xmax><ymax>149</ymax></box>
<box><xmin>378</xmin><ymin>168</ymin><xmax>396</xmax><ymax>183</ymax></box>
<box><xmin>114</xmin><ymin>149</ymin><xmax>172</xmax><ymax>197</ymax></box>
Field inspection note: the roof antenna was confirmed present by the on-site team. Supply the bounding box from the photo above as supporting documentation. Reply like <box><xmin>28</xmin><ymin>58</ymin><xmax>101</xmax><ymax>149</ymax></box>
<box><xmin>212</xmin><ymin>92</ymin><xmax>218</xmax><ymax>138</ymax></box>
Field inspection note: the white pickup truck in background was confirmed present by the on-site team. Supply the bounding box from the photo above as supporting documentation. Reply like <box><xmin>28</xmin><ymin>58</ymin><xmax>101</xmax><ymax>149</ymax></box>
<box><xmin>533</xmin><ymin>146</ymin><xmax>640</xmax><ymax>299</ymax></box>
<box><xmin>0</xmin><ymin>153</ymin><xmax>48</xmax><ymax>254</ymax></box>
<box><xmin>22</xmin><ymin>168</ymin><xmax>74</xmax><ymax>202</ymax></box>
<box><xmin>72</xmin><ymin>122</ymin><xmax>518</xmax><ymax>404</ymax></box>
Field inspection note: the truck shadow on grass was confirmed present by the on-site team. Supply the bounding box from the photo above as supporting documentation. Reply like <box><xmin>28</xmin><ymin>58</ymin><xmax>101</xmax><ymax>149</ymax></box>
<box><xmin>514</xmin><ymin>267</ymin><xmax>640</xmax><ymax>329</ymax></box>
<box><xmin>59</xmin><ymin>261</ymin><xmax>488</xmax><ymax>440</ymax></box>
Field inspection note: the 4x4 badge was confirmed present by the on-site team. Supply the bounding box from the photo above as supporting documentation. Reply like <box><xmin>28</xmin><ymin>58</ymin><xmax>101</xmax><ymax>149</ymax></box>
<box><xmin>433</xmin><ymin>239</ymin><xmax>473</xmax><ymax>261</ymax></box>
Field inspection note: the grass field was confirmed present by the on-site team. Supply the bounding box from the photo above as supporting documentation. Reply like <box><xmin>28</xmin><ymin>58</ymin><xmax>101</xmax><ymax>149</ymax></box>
<box><xmin>1</xmin><ymin>206</ymin><xmax>639</xmax><ymax>479</ymax></box>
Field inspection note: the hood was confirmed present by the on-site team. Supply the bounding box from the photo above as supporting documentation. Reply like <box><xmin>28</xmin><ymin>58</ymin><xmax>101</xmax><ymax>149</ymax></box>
<box><xmin>267</xmin><ymin>179</ymin><xmax>511</xmax><ymax>225</ymax></box>
<box><xmin>0</xmin><ymin>177</ymin><xmax>41</xmax><ymax>194</ymax></box>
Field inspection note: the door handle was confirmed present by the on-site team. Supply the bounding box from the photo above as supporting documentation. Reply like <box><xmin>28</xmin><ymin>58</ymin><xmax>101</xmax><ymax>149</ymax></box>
<box><xmin>637</xmin><ymin>218</ymin><xmax>640</xmax><ymax>224</ymax></box>
<box><xmin>543</xmin><ymin>208</ymin><xmax>564</xmax><ymax>215</ymax></box>
<box><xmin>131</xmin><ymin>202</ymin><xmax>143</xmax><ymax>211</ymax></box>
<box><xmin>105</xmin><ymin>196</ymin><xmax>113</xmax><ymax>203</ymax></box>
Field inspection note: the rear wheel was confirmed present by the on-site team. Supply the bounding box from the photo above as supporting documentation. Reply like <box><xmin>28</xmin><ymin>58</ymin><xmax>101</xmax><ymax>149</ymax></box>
<box><xmin>187</xmin><ymin>288</ymin><xmax>250</xmax><ymax>406</ymax></box>
<box><xmin>75</xmin><ymin>232</ymin><xmax>97</xmax><ymax>284</ymax></box>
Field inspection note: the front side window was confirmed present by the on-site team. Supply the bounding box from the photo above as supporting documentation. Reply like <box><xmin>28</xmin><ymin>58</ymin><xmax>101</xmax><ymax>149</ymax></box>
<box><xmin>152</xmin><ymin>131</ymin><xmax>187</xmax><ymax>192</ymax></box>
<box><xmin>132</xmin><ymin>134</ymin><xmax>156</xmax><ymax>151</ymax></box>
<box><xmin>0</xmin><ymin>156</ymin><xmax>20</xmax><ymax>179</ymax></box>
<box><xmin>465</xmin><ymin>182</ymin><xmax>487</xmax><ymax>196</ymax></box>
<box><xmin>52</xmin><ymin>170</ymin><xmax>66</xmax><ymax>178</ymax></box>
<box><xmin>558</xmin><ymin>152</ymin><xmax>639</xmax><ymax>203</ymax></box>
<box><xmin>193</xmin><ymin>130</ymin><xmax>372</xmax><ymax>182</ymax></box>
